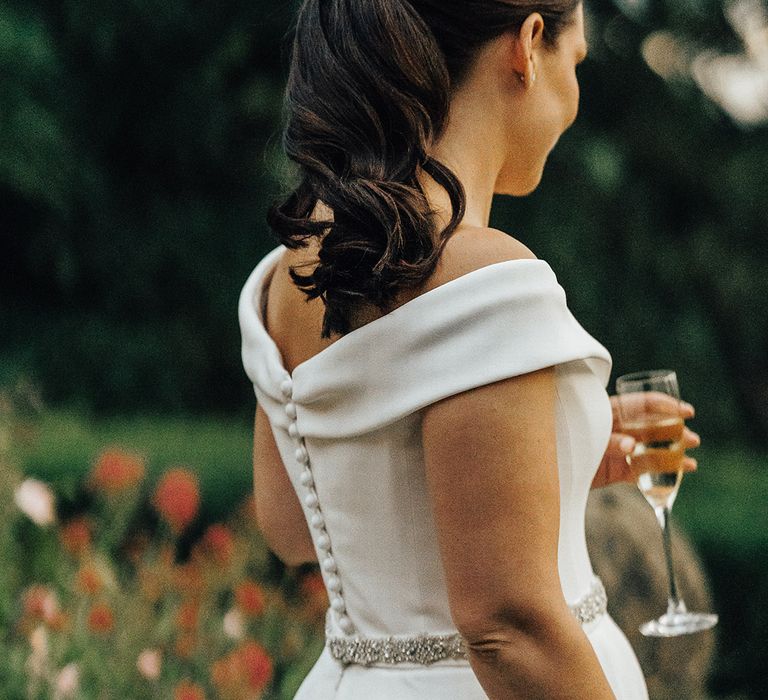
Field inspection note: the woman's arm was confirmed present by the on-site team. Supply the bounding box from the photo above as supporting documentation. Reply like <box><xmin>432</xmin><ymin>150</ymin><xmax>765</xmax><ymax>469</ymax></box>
<box><xmin>422</xmin><ymin>366</ymin><xmax>616</xmax><ymax>700</ymax></box>
<box><xmin>252</xmin><ymin>402</ymin><xmax>317</xmax><ymax>566</ymax></box>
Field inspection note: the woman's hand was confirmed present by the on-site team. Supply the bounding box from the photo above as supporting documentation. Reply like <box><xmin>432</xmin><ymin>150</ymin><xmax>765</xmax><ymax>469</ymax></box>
<box><xmin>591</xmin><ymin>393</ymin><xmax>701</xmax><ymax>489</ymax></box>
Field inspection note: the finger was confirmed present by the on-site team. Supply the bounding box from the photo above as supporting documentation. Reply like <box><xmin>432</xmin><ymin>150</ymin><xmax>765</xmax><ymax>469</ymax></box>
<box><xmin>682</xmin><ymin>457</ymin><xmax>698</xmax><ymax>472</ymax></box>
<box><xmin>639</xmin><ymin>391</ymin><xmax>685</xmax><ymax>414</ymax></box>
<box><xmin>612</xmin><ymin>391</ymin><xmax>695</xmax><ymax>420</ymax></box>
<box><xmin>609</xmin><ymin>395</ymin><xmax>623</xmax><ymax>430</ymax></box>
<box><xmin>606</xmin><ymin>433</ymin><xmax>637</xmax><ymax>484</ymax></box>
<box><xmin>618</xmin><ymin>433</ymin><xmax>636</xmax><ymax>454</ymax></box>
<box><xmin>682</xmin><ymin>427</ymin><xmax>701</xmax><ymax>449</ymax></box>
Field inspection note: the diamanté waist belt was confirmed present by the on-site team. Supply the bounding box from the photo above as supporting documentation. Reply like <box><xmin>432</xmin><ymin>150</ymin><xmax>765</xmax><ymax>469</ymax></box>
<box><xmin>326</xmin><ymin>576</ymin><xmax>608</xmax><ymax>667</ymax></box>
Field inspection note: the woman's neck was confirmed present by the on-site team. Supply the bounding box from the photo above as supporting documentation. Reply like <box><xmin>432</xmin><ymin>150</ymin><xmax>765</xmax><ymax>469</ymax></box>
<box><xmin>418</xmin><ymin>86</ymin><xmax>507</xmax><ymax>231</ymax></box>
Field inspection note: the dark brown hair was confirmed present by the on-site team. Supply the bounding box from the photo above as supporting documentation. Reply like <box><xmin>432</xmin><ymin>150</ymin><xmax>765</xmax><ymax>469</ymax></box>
<box><xmin>267</xmin><ymin>0</ymin><xmax>581</xmax><ymax>338</ymax></box>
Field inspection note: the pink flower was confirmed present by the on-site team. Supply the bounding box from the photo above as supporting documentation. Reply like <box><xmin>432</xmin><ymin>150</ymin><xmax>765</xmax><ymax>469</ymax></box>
<box><xmin>14</xmin><ymin>479</ymin><xmax>56</xmax><ymax>526</ymax></box>
<box><xmin>222</xmin><ymin>608</ymin><xmax>244</xmax><ymax>640</ymax></box>
<box><xmin>22</xmin><ymin>584</ymin><xmax>60</xmax><ymax>625</ymax></box>
<box><xmin>53</xmin><ymin>663</ymin><xmax>79</xmax><ymax>699</ymax></box>
<box><xmin>136</xmin><ymin>649</ymin><xmax>162</xmax><ymax>681</ymax></box>
<box><xmin>29</xmin><ymin>625</ymin><xmax>48</xmax><ymax>657</ymax></box>
<box><xmin>26</xmin><ymin>625</ymin><xmax>48</xmax><ymax>678</ymax></box>
<box><xmin>200</xmin><ymin>523</ymin><xmax>235</xmax><ymax>566</ymax></box>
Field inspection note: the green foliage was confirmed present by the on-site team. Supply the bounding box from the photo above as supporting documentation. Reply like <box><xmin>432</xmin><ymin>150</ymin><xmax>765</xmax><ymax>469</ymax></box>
<box><xmin>0</xmin><ymin>0</ymin><xmax>295</xmax><ymax>415</ymax></box>
<box><xmin>492</xmin><ymin>0</ymin><xmax>768</xmax><ymax>444</ymax></box>
<box><xmin>1</xmin><ymin>403</ymin><xmax>325</xmax><ymax>700</ymax></box>
<box><xmin>674</xmin><ymin>445</ymin><xmax>768</xmax><ymax>698</ymax></box>
<box><xmin>11</xmin><ymin>408</ymin><xmax>253</xmax><ymax>526</ymax></box>
<box><xmin>2</xmin><ymin>0</ymin><xmax>767</xmax><ymax>445</ymax></box>
<box><xmin>10</xmin><ymin>407</ymin><xmax>768</xmax><ymax>698</ymax></box>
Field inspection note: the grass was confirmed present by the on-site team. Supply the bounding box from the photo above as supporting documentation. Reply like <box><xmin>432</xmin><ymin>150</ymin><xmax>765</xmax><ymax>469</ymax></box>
<box><xmin>10</xmin><ymin>408</ymin><xmax>254</xmax><ymax>525</ymax></box>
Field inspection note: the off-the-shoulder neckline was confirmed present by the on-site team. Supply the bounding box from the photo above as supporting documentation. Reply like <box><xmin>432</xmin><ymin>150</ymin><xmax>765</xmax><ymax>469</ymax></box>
<box><xmin>251</xmin><ymin>244</ymin><xmax>555</xmax><ymax>382</ymax></box>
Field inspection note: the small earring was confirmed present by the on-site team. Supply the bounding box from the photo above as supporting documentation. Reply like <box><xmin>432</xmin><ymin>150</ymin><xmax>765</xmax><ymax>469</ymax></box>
<box><xmin>531</xmin><ymin>67</ymin><xmax>537</xmax><ymax>84</ymax></box>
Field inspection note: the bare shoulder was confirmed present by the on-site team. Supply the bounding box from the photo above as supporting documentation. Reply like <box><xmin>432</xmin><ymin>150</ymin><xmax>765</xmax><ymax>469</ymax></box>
<box><xmin>432</xmin><ymin>226</ymin><xmax>538</xmax><ymax>287</ymax></box>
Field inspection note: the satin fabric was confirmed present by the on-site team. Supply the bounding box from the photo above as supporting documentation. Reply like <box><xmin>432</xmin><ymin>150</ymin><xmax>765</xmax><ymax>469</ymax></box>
<box><xmin>238</xmin><ymin>244</ymin><xmax>649</xmax><ymax>699</ymax></box>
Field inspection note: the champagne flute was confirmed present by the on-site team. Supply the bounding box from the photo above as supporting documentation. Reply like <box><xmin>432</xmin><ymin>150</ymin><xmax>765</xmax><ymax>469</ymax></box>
<box><xmin>615</xmin><ymin>369</ymin><xmax>718</xmax><ymax>637</ymax></box>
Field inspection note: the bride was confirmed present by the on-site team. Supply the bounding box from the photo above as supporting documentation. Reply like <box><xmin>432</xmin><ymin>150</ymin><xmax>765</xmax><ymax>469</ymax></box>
<box><xmin>239</xmin><ymin>0</ymin><xmax>699</xmax><ymax>697</ymax></box>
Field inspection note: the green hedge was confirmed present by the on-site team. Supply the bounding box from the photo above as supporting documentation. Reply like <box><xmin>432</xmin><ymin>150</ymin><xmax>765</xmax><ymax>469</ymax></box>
<box><xmin>2</xmin><ymin>0</ymin><xmax>768</xmax><ymax>447</ymax></box>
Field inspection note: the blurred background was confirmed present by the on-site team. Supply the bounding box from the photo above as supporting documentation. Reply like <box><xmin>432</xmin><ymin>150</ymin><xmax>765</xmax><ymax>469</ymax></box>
<box><xmin>1</xmin><ymin>0</ymin><xmax>766</xmax><ymax>697</ymax></box>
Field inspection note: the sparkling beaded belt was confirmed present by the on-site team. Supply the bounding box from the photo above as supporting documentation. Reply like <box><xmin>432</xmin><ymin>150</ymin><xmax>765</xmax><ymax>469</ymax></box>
<box><xmin>326</xmin><ymin>576</ymin><xmax>607</xmax><ymax>667</ymax></box>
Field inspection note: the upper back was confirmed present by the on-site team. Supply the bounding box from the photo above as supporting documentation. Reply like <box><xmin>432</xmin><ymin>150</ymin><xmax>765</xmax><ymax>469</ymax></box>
<box><xmin>265</xmin><ymin>225</ymin><xmax>537</xmax><ymax>375</ymax></box>
<box><xmin>238</xmin><ymin>228</ymin><xmax>614</xmax><ymax>642</ymax></box>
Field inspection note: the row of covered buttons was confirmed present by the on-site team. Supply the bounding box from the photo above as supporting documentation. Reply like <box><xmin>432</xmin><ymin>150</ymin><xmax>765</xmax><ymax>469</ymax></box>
<box><xmin>280</xmin><ymin>376</ymin><xmax>356</xmax><ymax>635</ymax></box>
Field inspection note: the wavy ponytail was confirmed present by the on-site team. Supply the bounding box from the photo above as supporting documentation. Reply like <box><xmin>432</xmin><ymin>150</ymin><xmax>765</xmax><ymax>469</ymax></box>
<box><xmin>267</xmin><ymin>0</ymin><xmax>581</xmax><ymax>338</ymax></box>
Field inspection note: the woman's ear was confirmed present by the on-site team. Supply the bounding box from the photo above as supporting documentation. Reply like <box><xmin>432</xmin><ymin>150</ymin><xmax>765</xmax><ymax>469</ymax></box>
<box><xmin>511</xmin><ymin>13</ymin><xmax>545</xmax><ymax>85</ymax></box>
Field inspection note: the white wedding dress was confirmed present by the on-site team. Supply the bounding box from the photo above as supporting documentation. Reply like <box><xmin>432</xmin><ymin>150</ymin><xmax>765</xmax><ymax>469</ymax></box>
<box><xmin>239</xmin><ymin>243</ymin><xmax>650</xmax><ymax>699</ymax></box>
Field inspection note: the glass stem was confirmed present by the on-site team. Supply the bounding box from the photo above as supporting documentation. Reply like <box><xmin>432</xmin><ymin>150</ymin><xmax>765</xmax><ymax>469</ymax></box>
<box><xmin>654</xmin><ymin>505</ymin><xmax>684</xmax><ymax>614</ymax></box>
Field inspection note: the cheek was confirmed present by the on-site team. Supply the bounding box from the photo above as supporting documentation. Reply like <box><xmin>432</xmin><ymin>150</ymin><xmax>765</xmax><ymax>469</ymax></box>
<box><xmin>543</xmin><ymin>68</ymin><xmax>580</xmax><ymax>136</ymax></box>
<box><xmin>565</xmin><ymin>72</ymin><xmax>580</xmax><ymax>124</ymax></box>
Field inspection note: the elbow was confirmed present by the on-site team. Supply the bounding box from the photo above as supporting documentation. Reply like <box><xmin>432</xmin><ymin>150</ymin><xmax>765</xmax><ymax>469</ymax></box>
<box><xmin>455</xmin><ymin>605</ymin><xmax>570</xmax><ymax>666</ymax></box>
<box><xmin>255</xmin><ymin>508</ymin><xmax>316</xmax><ymax>567</ymax></box>
<box><xmin>455</xmin><ymin>599</ymin><xmax>562</xmax><ymax>643</ymax></box>
<box><xmin>258</xmin><ymin>522</ymin><xmax>312</xmax><ymax>567</ymax></box>
<box><xmin>271</xmin><ymin>546</ymin><xmax>312</xmax><ymax>568</ymax></box>
<box><xmin>452</xmin><ymin>594</ymin><xmax>615</xmax><ymax>700</ymax></box>
<box><xmin>454</xmin><ymin>607</ymin><xmax>616</xmax><ymax>699</ymax></box>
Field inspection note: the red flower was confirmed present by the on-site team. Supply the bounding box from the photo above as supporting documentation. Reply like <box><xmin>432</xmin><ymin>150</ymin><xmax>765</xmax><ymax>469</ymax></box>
<box><xmin>211</xmin><ymin>640</ymin><xmax>273</xmax><ymax>696</ymax></box>
<box><xmin>234</xmin><ymin>580</ymin><xmax>265</xmax><ymax>617</ymax></box>
<box><xmin>236</xmin><ymin>640</ymin><xmax>273</xmax><ymax>692</ymax></box>
<box><xmin>76</xmin><ymin>565</ymin><xmax>102</xmax><ymax>596</ymax></box>
<box><xmin>151</xmin><ymin>468</ymin><xmax>200</xmax><ymax>534</ymax></box>
<box><xmin>201</xmin><ymin>523</ymin><xmax>235</xmax><ymax>566</ymax></box>
<box><xmin>22</xmin><ymin>584</ymin><xmax>60</xmax><ymax>625</ymax></box>
<box><xmin>176</xmin><ymin>599</ymin><xmax>199</xmax><ymax>632</ymax></box>
<box><xmin>173</xmin><ymin>680</ymin><xmax>205</xmax><ymax>700</ymax></box>
<box><xmin>173</xmin><ymin>561</ymin><xmax>204</xmax><ymax>595</ymax></box>
<box><xmin>210</xmin><ymin>657</ymin><xmax>231</xmax><ymax>691</ymax></box>
<box><xmin>89</xmin><ymin>448</ymin><xmax>145</xmax><ymax>494</ymax></box>
<box><xmin>297</xmin><ymin>570</ymin><xmax>328</xmax><ymax>625</ymax></box>
<box><xmin>87</xmin><ymin>602</ymin><xmax>114</xmax><ymax>634</ymax></box>
<box><xmin>299</xmin><ymin>570</ymin><xmax>326</xmax><ymax>598</ymax></box>
<box><xmin>59</xmin><ymin>516</ymin><xmax>91</xmax><ymax>556</ymax></box>
<box><xmin>174</xmin><ymin>632</ymin><xmax>197</xmax><ymax>660</ymax></box>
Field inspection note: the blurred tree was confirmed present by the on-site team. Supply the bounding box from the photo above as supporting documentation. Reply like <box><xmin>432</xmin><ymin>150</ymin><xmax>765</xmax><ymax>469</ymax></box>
<box><xmin>1</xmin><ymin>0</ymin><xmax>294</xmax><ymax>415</ymax></box>
<box><xmin>1</xmin><ymin>0</ymin><xmax>767</xmax><ymax>444</ymax></box>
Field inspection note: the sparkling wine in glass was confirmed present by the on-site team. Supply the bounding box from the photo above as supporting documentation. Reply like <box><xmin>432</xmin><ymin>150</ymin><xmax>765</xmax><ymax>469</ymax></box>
<box><xmin>615</xmin><ymin>369</ymin><xmax>718</xmax><ymax>637</ymax></box>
